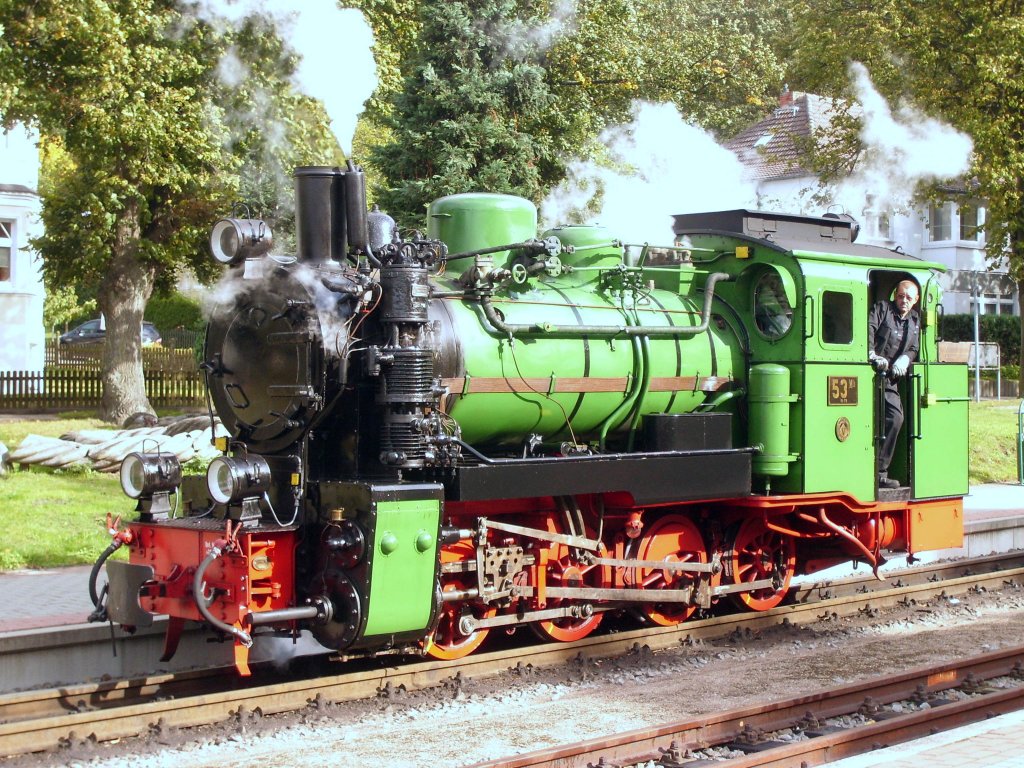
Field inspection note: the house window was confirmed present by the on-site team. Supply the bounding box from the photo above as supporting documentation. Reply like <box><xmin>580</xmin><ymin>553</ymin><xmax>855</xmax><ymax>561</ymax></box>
<box><xmin>929</xmin><ymin>203</ymin><xmax>952</xmax><ymax>241</ymax></box>
<box><xmin>0</xmin><ymin>220</ymin><xmax>12</xmax><ymax>282</ymax></box>
<box><xmin>959</xmin><ymin>205</ymin><xmax>982</xmax><ymax>241</ymax></box>
<box><xmin>981</xmin><ymin>293</ymin><xmax>1014</xmax><ymax>315</ymax></box>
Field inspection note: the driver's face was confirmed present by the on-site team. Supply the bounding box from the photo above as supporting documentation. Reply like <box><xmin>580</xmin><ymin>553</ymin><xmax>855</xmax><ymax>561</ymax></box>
<box><xmin>895</xmin><ymin>285</ymin><xmax>919</xmax><ymax>318</ymax></box>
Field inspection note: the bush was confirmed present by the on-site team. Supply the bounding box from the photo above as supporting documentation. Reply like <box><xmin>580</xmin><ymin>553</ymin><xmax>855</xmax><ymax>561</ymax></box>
<box><xmin>146</xmin><ymin>294</ymin><xmax>204</xmax><ymax>333</ymax></box>
<box><xmin>940</xmin><ymin>314</ymin><xmax>1021</xmax><ymax>363</ymax></box>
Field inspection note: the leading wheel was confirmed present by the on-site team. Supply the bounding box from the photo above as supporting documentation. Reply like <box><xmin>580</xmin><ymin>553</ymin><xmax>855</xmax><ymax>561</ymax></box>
<box><xmin>723</xmin><ymin>516</ymin><xmax>796</xmax><ymax>611</ymax></box>
<box><xmin>425</xmin><ymin>542</ymin><xmax>496</xmax><ymax>660</ymax></box>
<box><xmin>532</xmin><ymin>513</ymin><xmax>611</xmax><ymax>643</ymax></box>
<box><xmin>632</xmin><ymin>514</ymin><xmax>707</xmax><ymax>626</ymax></box>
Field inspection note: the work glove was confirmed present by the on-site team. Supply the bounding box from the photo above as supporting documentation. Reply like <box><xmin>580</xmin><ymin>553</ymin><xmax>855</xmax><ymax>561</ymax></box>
<box><xmin>892</xmin><ymin>354</ymin><xmax>910</xmax><ymax>377</ymax></box>
<box><xmin>869</xmin><ymin>353</ymin><xmax>888</xmax><ymax>373</ymax></box>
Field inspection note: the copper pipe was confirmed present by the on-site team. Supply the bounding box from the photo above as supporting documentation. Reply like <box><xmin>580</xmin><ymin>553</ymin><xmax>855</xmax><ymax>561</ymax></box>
<box><xmin>817</xmin><ymin>507</ymin><xmax>884</xmax><ymax>580</ymax></box>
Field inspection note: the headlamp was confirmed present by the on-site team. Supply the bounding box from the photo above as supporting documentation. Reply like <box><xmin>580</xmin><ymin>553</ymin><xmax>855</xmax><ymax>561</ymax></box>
<box><xmin>120</xmin><ymin>452</ymin><xmax>182</xmax><ymax>499</ymax></box>
<box><xmin>120</xmin><ymin>452</ymin><xmax>182</xmax><ymax>522</ymax></box>
<box><xmin>210</xmin><ymin>218</ymin><xmax>273</xmax><ymax>265</ymax></box>
<box><xmin>206</xmin><ymin>455</ymin><xmax>272</xmax><ymax>505</ymax></box>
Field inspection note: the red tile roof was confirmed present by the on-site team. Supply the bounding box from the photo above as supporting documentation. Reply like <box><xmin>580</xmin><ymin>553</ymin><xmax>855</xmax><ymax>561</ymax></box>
<box><xmin>725</xmin><ymin>92</ymin><xmax>845</xmax><ymax>181</ymax></box>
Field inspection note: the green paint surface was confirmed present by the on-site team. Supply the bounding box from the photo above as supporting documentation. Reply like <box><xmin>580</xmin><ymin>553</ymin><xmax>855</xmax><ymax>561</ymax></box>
<box><xmin>363</xmin><ymin>498</ymin><xmax>440</xmax><ymax>637</ymax></box>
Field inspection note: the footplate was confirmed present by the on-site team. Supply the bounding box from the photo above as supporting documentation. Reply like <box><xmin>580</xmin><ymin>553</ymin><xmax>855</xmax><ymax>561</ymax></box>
<box><xmin>105</xmin><ymin>560</ymin><xmax>156</xmax><ymax>628</ymax></box>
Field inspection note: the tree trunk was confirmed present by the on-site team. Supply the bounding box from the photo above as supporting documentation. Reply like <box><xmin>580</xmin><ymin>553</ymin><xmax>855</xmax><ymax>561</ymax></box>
<box><xmin>97</xmin><ymin>201</ymin><xmax>157</xmax><ymax>425</ymax></box>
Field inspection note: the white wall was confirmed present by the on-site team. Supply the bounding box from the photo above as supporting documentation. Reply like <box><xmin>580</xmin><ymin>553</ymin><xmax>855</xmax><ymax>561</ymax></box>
<box><xmin>0</xmin><ymin>124</ymin><xmax>45</xmax><ymax>374</ymax></box>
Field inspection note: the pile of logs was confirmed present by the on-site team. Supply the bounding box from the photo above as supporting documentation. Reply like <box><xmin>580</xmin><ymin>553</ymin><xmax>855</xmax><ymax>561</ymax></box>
<box><xmin>4</xmin><ymin>415</ymin><xmax>227</xmax><ymax>473</ymax></box>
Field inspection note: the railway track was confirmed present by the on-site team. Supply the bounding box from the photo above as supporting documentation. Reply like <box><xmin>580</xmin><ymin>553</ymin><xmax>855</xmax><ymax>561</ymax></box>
<box><xmin>2</xmin><ymin>551</ymin><xmax>1023</xmax><ymax>759</ymax></box>
<box><xmin>467</xmin><ymin>645</ymin><xmax>1024</xmax><ymax>768</ymax></box>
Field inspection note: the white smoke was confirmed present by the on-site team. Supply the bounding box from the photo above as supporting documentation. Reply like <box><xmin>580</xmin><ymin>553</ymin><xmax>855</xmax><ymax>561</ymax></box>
<box><xmin>191</xmin><ymin>0</ymin><xmax>378</xmax><ymax>155</ymax></box>
<box><xmin>487</xmin><ymin>0</ymin><xmax>578</xmax><ymax>60</ymax></box>
<box><xmin>541</xmin><ymin>101</ymin><xmax>758</xmax><ymax>244</ymax></box>
<box><xmin>201</xmin><ymin>256</ymin><xmax>360</xmax><ymax>358</ymax></box>
<box><xmin>827</xmin><ymin>62</ymin><xmax>974</xmax><ymax>215</ymax></box>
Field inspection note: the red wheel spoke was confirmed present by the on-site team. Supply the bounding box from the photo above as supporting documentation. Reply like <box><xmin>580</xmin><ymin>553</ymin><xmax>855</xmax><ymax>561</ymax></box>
<box><xmin>425</xmin><ymin>541</ymin><xmax>496</xmax><ymax>660</ymax></box>
<box><xmin>634</xmin><ymin>515</ymin><xmax>706</xmax><ymax>627</ymax></box>
<box><xmin>725</xmin><ymin>517</ymin><xmax>795</xmax><ymax>612</ymax></box>
<box><xmin>533</xmin><ymin>512</ymin><xmax>610</xmax><ymax>643</ymax></box>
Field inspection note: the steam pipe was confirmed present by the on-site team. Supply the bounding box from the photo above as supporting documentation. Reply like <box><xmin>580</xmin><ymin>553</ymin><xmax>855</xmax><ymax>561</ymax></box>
<box><xmin>817</xmin><ymin>508</ymin><xmax>884</xmax><ymax>580</ymax></box>
<box><xmin>344</xmin><ymin>160</ymin><xmax>369</xmax><ymax>253</ymax></box>
<box><xmin>696</xmin><ymin>387</ymin><xmax>745</xmax><ymax>412</ymax></box>
<box><xmin>193</xmin><ymin>544</ymin><xmax>253</xmax><ymax>647</ymax></box>
<box><xmin>247</xmin><ymin>606</ymin><xmax>318</xmax><ymax>625</ymax></box>
<box><xmin>626</xmin><ymin>334</ymin><xmax>653</xmax><ymax>451</ymax></box>
<box><xmin>246</xmin><ymin>597</ymin><xmax>333</xmax><ymax>626</ymax></box>
<box><xmin>446</xmin><ymin>239</ymin><xmax>556</xmax><ymax>262</ymax></box>
<box><xmin>479</xmin><ymin>272</ymin><xmax>733</xmax><ymax>337</ymax></box>
<box><xmin>597</xmin><ymin>335</ymin><xmax>644</xmax><ymax>451</ymax></box>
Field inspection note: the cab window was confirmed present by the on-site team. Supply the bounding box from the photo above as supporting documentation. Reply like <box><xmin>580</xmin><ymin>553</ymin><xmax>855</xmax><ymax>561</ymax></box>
<box><xmin>753</xmin><ymin>271</ymin><xmax>793</xmax><ymax>339</ymax></box>
<box><xmin>822</xmin><ymin>291</ymin><xmax>853</xmax><ymax>344</ymax></box>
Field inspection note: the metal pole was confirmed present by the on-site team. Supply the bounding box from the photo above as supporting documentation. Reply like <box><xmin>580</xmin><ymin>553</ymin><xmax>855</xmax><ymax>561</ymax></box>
<box><xmin>997</xmin><ymin>346</ymin><xmax>1002</xmax><ymax>401</ymax></box>
<box><xmin>972</xmin><ymin>272</ymin><xmax>981</xmax><ymax>402</ymax></box>
<box><xmin>1018</xmin><ymin>398</ymin><xmax>1024</xmax><ymax>484</ymax></box>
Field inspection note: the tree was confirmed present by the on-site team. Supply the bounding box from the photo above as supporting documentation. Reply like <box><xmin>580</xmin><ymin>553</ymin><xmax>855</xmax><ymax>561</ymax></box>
<box><xmin>783</xmin><ymin>0</ymin><xmax>1024</xmax><ymax>389</ymax></box>
<box><xmin>0</xmin><ymin>1</ymin><xmax>337</xmax><ymax>423</ymax></box>
<box><xmin>364</xmin><ymin>0</ymin><xmax>788</xmax><ymax>226</ymax></box>
<box><xmin>370</xmin><ymin>0</ymin><xmax>579</xmax><ymax>227</ymax></box>
<box><xmin>545</xmin><ymin>0</ymin><xmax>787</xmax><ymax>139</ymax></box>
<box><xmin>0</xmin><ymin>1</ymin><xmax>235</xmax><ymax>422</ymax></box>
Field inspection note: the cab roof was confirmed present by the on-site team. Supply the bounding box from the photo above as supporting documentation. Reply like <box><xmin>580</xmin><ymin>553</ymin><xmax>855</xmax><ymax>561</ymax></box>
<box><xmin>672</xmin><ymin>209</ymin><xmax>925</xmax><ymax>263</ymax></box>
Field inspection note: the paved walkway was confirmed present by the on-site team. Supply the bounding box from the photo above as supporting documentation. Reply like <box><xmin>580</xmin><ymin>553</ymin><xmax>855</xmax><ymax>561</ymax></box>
<box><xmin>823</xmin><ymin>708</ymin><xmax>1024</xmax><ymax>767</ymax></box>
<box><xmin>0</xmin><ymin>564</ymin><xmax>94</xmax><ymax>632</ymax></box>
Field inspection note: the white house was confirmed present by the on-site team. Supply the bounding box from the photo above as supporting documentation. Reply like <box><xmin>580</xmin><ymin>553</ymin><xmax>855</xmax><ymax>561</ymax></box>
<box><xmin>725</xmin><ymin>90</ymin><xmax>1014</xmax><ymax>316</ymax></box>
<box><xmin>0</xmin><ymin>124</ymin><xmax>45</xmax><ymax>374</ymax></box>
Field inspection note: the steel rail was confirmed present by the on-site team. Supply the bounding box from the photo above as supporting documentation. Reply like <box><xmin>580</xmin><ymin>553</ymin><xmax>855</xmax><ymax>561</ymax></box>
<box><xmin>2</xmin><ymin>554</ymin><xmax>1023</xmax><ymax>758</ymax></box>
<box><xmin>465</xmin><ymin>645</ymin><xmax>1024</xmax><ymax>768</ymax></box>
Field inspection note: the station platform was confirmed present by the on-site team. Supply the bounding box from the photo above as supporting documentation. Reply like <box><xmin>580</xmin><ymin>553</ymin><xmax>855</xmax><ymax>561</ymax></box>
<box><xmin>0</xmin><ymin>483</ymin><xmax>1021</xmax><ymax>634</ymax></box>
<box><xmin>823</xmin><ymin>708</ymin><xmax>1024</xmax><ymax>768</ymax></box>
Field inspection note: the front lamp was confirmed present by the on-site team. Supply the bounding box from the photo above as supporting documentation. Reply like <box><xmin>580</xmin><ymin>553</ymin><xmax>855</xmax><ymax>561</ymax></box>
<box><xmin>207</xmin><ymin>455</ymin><xmax>272</xmax><ymax>505</ymax></box>
<box><xmin>120</xmin><ymin>452</ymin><xmax>182</xmax><ymax>522</ymax></box>
<box><xmin>210</xmin><ymin>218</ymin><xmax>273</xmax><ymax>265</ymax></box>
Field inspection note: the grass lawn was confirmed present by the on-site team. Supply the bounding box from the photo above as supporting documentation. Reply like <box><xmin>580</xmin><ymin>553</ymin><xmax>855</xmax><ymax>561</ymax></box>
<box><xmin>0</xmin><ymin>401</ymin><xmax>1021</xmax><ymax>571</ymax></box>
<box><xmin>967</xmin><ymin>399</ymin><xmax>1021</xmax><ymax>483</ymax></box>
<box><xmin>0</xmin><ymin>415</ymin><xmax>137</xmax><ymax>570</ymax></box>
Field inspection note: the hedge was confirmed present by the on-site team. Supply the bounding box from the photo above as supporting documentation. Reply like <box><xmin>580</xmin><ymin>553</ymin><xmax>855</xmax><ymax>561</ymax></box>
<box><xmin>146</xmin><ymin>294</ymin><xmax>204</xmax><ymax>334</ymax></box>
<box><xmin>939</xmin><ymin>313</ymin><xmax>1021</xmax><ymax>362</ymax></box>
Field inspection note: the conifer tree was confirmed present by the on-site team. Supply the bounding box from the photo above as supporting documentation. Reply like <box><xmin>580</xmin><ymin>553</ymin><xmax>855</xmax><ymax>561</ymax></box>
<box><xmin>371</xmin><ymin>0</ymin><xmax>574</xmax><ymax>228</ymax></box>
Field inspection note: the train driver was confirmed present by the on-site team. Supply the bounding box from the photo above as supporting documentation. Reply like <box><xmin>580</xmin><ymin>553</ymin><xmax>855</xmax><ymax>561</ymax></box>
<box><xmin>868</xmin><ymin>279</ymin><xmax>920</xmax><ymax>489</ymax></box>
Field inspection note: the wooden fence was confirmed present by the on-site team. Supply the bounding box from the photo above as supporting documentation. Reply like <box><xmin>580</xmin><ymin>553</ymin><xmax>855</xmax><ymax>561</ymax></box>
<box><xmin>44</xmin><ymin>341</ymin><xmax>199</xmax><ymax>372</ymax></box>
<box><xmin>0</xmin><ymin>368</ymin><xmax>205</xmax><ymax>411</ymax></box>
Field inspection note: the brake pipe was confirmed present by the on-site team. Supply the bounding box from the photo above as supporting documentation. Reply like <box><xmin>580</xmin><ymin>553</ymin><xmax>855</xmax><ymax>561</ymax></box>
<box><xmin>193</xmin><ymin>540</ymin><xmax>253</xmax><ymax>648</ymax></box>
<box><xmin>89</xmin><ymin>514</ymin><xmax>135</xmax><ymax>618</ymax></box>
<box><xmin>88</xmin><ymin>541</ymin><xmax>122</xmax><ymax>616</ymax></box>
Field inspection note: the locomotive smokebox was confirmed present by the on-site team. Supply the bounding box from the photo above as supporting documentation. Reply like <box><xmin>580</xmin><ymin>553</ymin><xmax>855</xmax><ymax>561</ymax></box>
<box><xmin>294</xmin><ymin>166</ymin><xmax>347</xmax><ymax>264</ymax></box>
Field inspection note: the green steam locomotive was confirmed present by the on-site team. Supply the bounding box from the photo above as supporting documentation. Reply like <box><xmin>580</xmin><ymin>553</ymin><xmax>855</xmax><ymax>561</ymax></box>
<box><xmin>96</xmin><ymin>166</ymin><xmax>967</xmax><ymax>674</ymax></box>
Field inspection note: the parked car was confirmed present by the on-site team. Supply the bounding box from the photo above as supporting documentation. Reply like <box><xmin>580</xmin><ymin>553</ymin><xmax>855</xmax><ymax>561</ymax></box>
<box><xmin>59</xmin><ymin>319</ymin><xmax>162</xmax><ymax>346</ymax></box>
